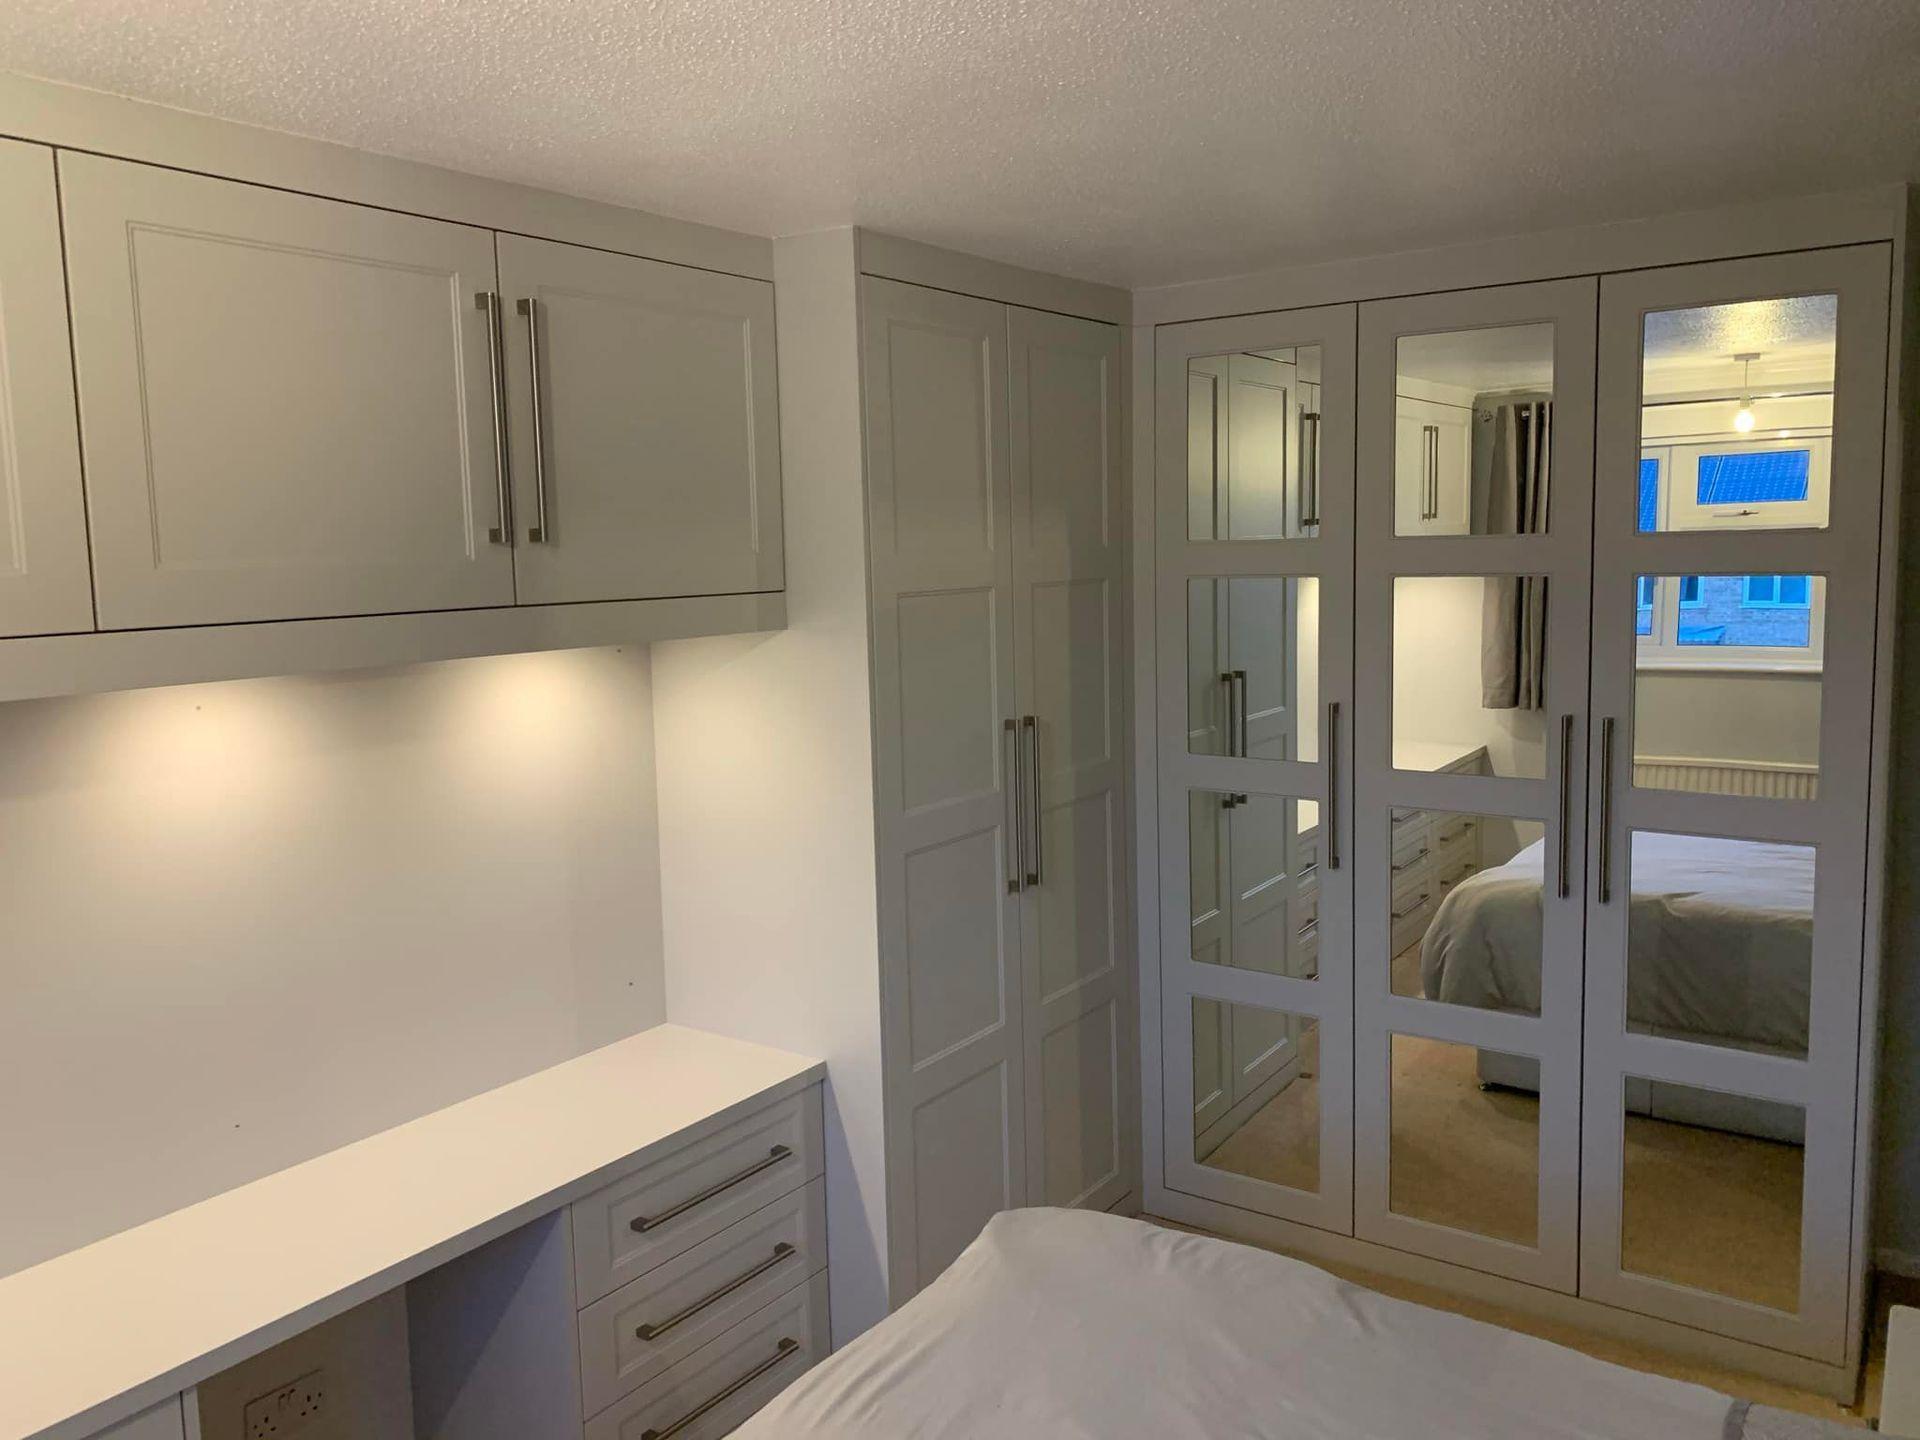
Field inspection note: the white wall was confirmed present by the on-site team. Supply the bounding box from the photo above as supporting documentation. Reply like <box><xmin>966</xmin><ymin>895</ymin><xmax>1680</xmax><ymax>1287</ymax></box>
<box><xmin>651</xmin><ymin>228</ymin><xmax>890</xmax><ymax>1344</ymax></box>
<box><xmin>1634</xmin><ymin>670</ymin><xmax>1821</xmax><ymax>767</ymax></box>
<box><xmin>0</xmin><ymin>647</ymin><xmax>665</xmax><ymax>1278</ymax></box>
<box><xmin>1391</xmin><ymin>574</ymin><xmax>1548</xmax><ymax>780</ymax></box>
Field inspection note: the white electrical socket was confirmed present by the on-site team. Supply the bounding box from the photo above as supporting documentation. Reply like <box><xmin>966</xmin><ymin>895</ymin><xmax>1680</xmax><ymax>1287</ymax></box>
<box><xmin>242</xmin><ymin>1368</ymin><xmax>329</xmax><ymax>1440</ymax></box>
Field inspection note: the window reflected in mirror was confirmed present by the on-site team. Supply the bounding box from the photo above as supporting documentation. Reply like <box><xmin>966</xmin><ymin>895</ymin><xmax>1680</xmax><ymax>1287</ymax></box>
<box><xmin>1193</xmin><ymin>998</ymin><xmax>1320</xmax><ymax>1194</ymax></box>
<box><xmin>1188</xmin><ymin>789</ymin><xmax>1320</xmax><ymax>980</ymax></box>
<box><xmin>1386</xmin><ymin>809</ymin><xmax>1544</xmax><ymax>1017</ymax></box>
<box><xmin>1188</xmin><ymin>577</ymin><xmax>1319</xmax><ymax>762</ymax></box>
<box><xmin>1394</xmin><ymin>323</ymin><xmax>1554</xmax><ymax>537</ymax></box>
<box><xmin>1188</xmin><ymin>346</ymin><xmax>1324</xmax><ymax>541</ymax></box>
<box><xmin>1638</xmin><ymin>296</ymin><xmax>1836</xmax><ymax>534</ymax></box>
<box><xmin>1389</xmin><ymin>1034</ymin><xmax>1539</xmax><ymax>1247</ymax></box>
<box><xmin>1393</xmin><ymin>574</ymin><xmax>1548</xmax><ymax>779</ymax></box>
<box><xmin>1621</xmin><ymin>1078</ymin><xmax>1804</xmax><ymax>1312</ymax></box>
<box><xmin>1633</xmin><ymin>574</ymin><xmax>1823</xmax><ymax>798</ymax></box>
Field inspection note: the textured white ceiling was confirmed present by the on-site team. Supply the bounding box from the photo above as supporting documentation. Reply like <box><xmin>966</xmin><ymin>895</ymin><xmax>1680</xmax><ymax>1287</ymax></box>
<box><xmin>4</xmin><ymin>0</ymin><xmax>1918</xmax><ymax>287</ymax></box>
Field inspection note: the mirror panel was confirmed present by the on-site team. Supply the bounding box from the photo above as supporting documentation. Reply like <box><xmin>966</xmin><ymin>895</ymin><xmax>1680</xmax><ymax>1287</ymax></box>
<box><xmin>1389</xmin><ymin>1034</ymin><xmax>1539</xmax><ymax>1247</ymax></box>
<box><xmin>1193</xmin><ymin>998</ymin><xmax>1320</xmax><ymax>1193</ymax></box>
<box><xmin>1187</xmin><ymin>347</ymin><xmax>1324</xmax><ymax>541</ymax></box>
<box><xmin>1393</xmin><ymin>574</ymin><xmax>1549</xmax><ymax>778</ymax></box>
<box><xmin>1386</xmin><ymin>809</ymin><xmax>1545</xmax><ymax>1016</ymax></box>
<box><xmin>1394</xmin><ymin>323</ymin><xmax>1554</xmax><ymax>537</ymax></box>
<box><xmin>1620</xmin><ymin>1077</ymin><xmax>1804</xmax><ymax>1312</ymax></box>
<box><xmin>1189</xmin><ymin>789</ymin><xmax>1321</xmax><ymax>980</ymax></box>
<box><xmin>1638</xmin><ymin>296</ymin><xmax>1836</xmax><ymax>534</ymax></box>
<box><xmin>1188</xmin><ymin>577</ymin><xmax>1319</xmax><ymax>762</ymax></box>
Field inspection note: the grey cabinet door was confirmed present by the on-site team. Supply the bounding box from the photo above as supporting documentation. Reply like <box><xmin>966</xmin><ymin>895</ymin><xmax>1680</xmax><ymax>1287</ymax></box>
<box><xmin>0</xmin><ymin>140</ymin><xmax>94</xmax><ymax>637</ymax></box>
<box><xmin>864</xmin><ymin>277</ymin><xmax>1025</xmax><ymax>1302</ymax></box>
<box><xmin>496</xmin><ymin>235</ymin><xmax>783</xmax><ymax>604</ymax></box>
<box><xmin>61</xmin><ymin>153</ymin><xmax>512</xmax><ymax>629</ymax></box>
<box><xmin>1007</xmin><ymin>305</ymin><xmax>1131</xmax><ymax>1215</ymax></box>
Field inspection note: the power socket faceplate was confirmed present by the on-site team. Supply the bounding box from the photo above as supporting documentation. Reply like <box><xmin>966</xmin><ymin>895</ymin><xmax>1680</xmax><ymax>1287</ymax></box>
<box><xmin>243</xmin><ymin>1368</ymin><xmax>329</xmax><ymax>1440</ymax></box>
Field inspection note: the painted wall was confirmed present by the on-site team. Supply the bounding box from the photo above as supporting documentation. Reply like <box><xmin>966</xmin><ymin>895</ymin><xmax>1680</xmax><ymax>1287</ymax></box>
<box><xmin>1633</xmin><ymin>670</ymin><xmax>1821</xmax><ymax>767</ymax></box>
<box><xmin>0</xmin><ymin>647</ymin><xmax>666</xmax><ymax>1278</ymax></box>
<box><xmin>652</xmin><ymin>228</ymin><xmax>890</xmax><ymax>1345</ymax></box>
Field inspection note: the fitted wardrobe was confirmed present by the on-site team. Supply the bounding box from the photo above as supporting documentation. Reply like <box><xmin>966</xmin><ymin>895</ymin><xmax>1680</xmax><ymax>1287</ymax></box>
<box><xmin>1143</xmin><ymin>228</ymin><xmax>1900</xmax><ymax>1390</ymax></box>
<box><xmin>861</xmin><ymin>276</ymin><xmax>1136</xmax><ymax>1301</ymax></box>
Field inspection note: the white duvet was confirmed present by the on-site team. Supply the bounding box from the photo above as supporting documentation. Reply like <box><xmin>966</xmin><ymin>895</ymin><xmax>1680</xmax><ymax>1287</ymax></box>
<box><xmin>1422</xmin><ymin>833</ymin><xmax>1813</xmax><ymax>1052</ymax></box>
<box><xmin>738</xmin><ymin>1209</ymin><xmax>1746</xmax><ymax>1439</ymax></box>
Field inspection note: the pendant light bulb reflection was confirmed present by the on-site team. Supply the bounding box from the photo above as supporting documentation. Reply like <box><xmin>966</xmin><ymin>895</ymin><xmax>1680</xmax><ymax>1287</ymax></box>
<box><xmin>1731</xmin><ymin>352</ymin><xmax>1759</xmax><ymax>433</ymax></box>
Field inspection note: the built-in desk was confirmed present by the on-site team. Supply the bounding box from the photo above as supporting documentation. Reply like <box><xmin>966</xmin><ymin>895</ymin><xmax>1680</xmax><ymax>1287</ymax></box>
<box><xmin>0</xmin><ymin>1025</ymin><xmax>827</xmax><ymax>1440</ymax></box>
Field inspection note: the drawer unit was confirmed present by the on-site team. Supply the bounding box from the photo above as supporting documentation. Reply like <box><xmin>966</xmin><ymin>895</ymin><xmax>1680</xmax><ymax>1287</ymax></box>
<box><xmin>1389</xmin><ymin>862</ymin><xmax>1436</xmax><ymax>958</ymax></box>
<box><xmin>584</xmin><ymin>1271</ymin><xmax>830</xmax><ymax>1440</ymax></box>
<box><xmin>574</xmin><ymin>1087</ymin><xmax>824</xmax><ymax>1305</ymax></box>
<box><xmin>580</xmin><ymin>1178</ymin><xmax>828</xmax><ymax>1415</ymax></box>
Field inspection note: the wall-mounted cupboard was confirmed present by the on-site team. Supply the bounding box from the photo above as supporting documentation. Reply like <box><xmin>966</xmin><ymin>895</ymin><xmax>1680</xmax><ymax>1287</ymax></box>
<box><xmin>1149</xmin><ymin>238</ymin><xmax>1896</xmax><ymax>1389</ymax></box>
<box><xmin>0</xmin><ymin>142</ymin><xmax>783</xmax><ymax>696</ymax></box>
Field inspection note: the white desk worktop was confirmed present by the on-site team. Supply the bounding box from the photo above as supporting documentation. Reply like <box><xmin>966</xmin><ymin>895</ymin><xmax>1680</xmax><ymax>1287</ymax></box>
<box><xmin>0</xmin><ymin>1024</ymin><xmax>826</xmax><ymax>1440</ymax></box>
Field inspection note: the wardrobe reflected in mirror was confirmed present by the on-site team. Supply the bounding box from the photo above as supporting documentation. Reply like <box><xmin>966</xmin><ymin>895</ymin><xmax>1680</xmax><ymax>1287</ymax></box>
<box><xmin>1192</xmin><ymin>998</ymin><xmax>1320</xmax><ymax>1194</ymax></box>
<box><xmin>1392</xmin><ymin>574</ymin><xmax>1550</xmax><ymax>778</ymax></box>
<box><xmin>1188</xmin><ymin>789</ymin><xmax>1320</xmax><ymax>980</ymax></box>
<box><xmin>1187</xmin><ymin>346</ymin><xmax>1324</xmax><ymax>541</ymax></box>
<box><xmin>1394</xmin><ymin>323</ymin><xmax>1554</xmax><ymax>536</ymax></box>
<box><xmin>1188</xmin><ymin>577</ymin><xmax>1319</xmax><ymax>762</ymax></box>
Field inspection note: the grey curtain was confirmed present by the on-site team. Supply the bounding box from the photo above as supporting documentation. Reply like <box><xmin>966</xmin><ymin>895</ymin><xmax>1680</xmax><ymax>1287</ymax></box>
<box><xmin>1481</xmin><ymin>400</ymin><xmax>1550</xmax><ymax>710</ymax></box>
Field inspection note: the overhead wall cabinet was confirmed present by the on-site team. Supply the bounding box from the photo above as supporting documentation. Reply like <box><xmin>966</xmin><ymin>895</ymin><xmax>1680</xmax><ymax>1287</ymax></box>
<box><xmin>0</xmin><ymin>141</ymin><xmax>785</xmax><ymax>696</ymax></box>
<box><xmin>862</xmin><ymin>276</ymin><xmax>1134</xmax><ymax>1300</ymax></box>
<box><xmin>1143</xmin><ymin>224</ymin><xmax>1903</xmax><ymax>1391</ymax></box>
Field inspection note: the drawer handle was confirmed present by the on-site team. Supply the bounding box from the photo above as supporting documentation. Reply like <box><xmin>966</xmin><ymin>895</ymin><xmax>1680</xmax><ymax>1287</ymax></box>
<box><xmin>1390</xmin><ymin>846</ymin><xmax>1429</xmax><ymax>873</ymax></box>
<box><xmin>1437</xmin><ymin>824</ymin><xmax>1470</xmax><ymax>844</ymax></box>
<box><xmin>636</xmin><ymin>1242</ymin><xmax>798</xmax><ymax>1341</ymax></box>
<box><xmin>1391</xmin><ymin>892</ymin><xmax>1430</xmax><ymax>920</ymax></box>
<box><xmin>1296</xmin><ymin>918</ymin><xmax>1318</xmax><ymax>939</ymax></box>
<box><xmin>630</xmin><ymin>1145</ymin><xmax>793</xmax><ymax>1233</ymax></box>
<box><xmin>641</xmin><ymin>1336</ymin><xmax>799</xmax><ymax>1440</ymax></box>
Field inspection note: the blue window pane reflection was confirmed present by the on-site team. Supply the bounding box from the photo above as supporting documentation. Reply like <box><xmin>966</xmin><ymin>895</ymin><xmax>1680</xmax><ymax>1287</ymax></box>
<box><xmin>1637</xmin><ymin>457</ymin><xmax>1660</xmax><ymax>532</ymax></box>
<box><xmin>1696</xmin><ymin>450</ymin><xmax>1811</xmax><ymax>507</ymax></box>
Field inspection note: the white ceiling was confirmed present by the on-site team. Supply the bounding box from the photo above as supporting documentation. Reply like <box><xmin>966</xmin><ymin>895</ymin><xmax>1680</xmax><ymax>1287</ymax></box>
<box><xmin>3</xmin><ymin>0</ymin><xmax>1917</xmax><ymax>288</ymax></box>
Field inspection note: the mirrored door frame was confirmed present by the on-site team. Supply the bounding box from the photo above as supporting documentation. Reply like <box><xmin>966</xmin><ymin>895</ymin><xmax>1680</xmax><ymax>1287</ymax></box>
<box><xmin>1154</xmin><ymin>304</ymin><xmax>1358</xmax><ymax>1233</ymax></box>
<box><xmin>1582</xmin><ymin>245</ymin><xmax>1892</xmax><ymax>1361</ymax></box>
<box><xmin>1351</xmin><ymin>278</ymin><xmax>1598</xmax><ymax>1289</ymax></box>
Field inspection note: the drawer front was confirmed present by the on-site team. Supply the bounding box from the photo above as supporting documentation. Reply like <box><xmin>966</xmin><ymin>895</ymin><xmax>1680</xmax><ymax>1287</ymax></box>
<box><xmin>584</xmin><ymin>1271</ymin><xmax>829</xmax><ymax>1440</ymax></box>
<box><xmin>1389</xmin><ymin>823</ymin><xmax>1432</xmax><ymax>876</ymax></box>
<box><xmin>581</xmin><ymin>1178</ymin><xmax>827</xmax><ymax>1415</ymax></box>
<box><xmin>1294</xmin><ymin>883</ymin><xmax>1319</xmax><ymax>933</ymax></box>
<box><xmin>574</xmin><ymin>1085</ymin><xmax>823</xmax><ymax>1305</ymax></box>
<box><xmin>1389</xmin><ymin>865</ymin><xmax>1436</xmax><ymax>957</ymax></box>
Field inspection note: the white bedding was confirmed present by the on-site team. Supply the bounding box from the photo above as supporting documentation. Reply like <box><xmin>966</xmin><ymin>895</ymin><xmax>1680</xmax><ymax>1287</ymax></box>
<box><xmin>737</xmin><ymin>1209</ymin><xmax>1747</xmax><ymax>1440</ymax></box>
<box><xmin>1421</xmin><ymin>832</ymin><xmax>1812</xmax><ymax>1052</ymax></box>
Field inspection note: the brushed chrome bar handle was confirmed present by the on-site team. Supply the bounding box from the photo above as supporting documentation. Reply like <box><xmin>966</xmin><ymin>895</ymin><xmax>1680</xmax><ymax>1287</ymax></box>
<box><xmin>1391</xmin><ymin>892</ymin><xmax>1431</xmax><ymax>921</ymax></box>
<box><xmin>1598</xmin><ymin>716</ymin><xmax>1617</xmax><ymax>903</ymax></box>
<box><xmin>1426</xmin><ymin>424</ymin><xmax>1440</xmax><ymax>519</ymax></box>
<box><xmin>640</xmin><ymin>1337</ymin><xmax>799</xmax><ymax>1440</ymax></box>
<box><xmin>635</xmin><ymin>1243</ymin><xmax>797</xmax><ymax>1341</ymax></box>
<box><xmin>1219</xmin><ymin>672</ymin><xmax>1236</xmax><ymax>756</ymax></box>
<box><xmin>516</xmin><ymin>297</ymin><xmax>551</xmax><ymax>543</ymax></box>
<box><xmin>475</xmin><ymin>291</ymin><xmax>511</xmax><ymax>544</ymax></box>
<box><xmin>1305</xmin><ymin>410</ymin><xmax>1320</xmax><ymax>529</ymax></box>
<box><xmin>629</xmin><ymin>1145</ymin><xmax>792</xmax><ymax>1233</ymax></box>
<box><xmin>1022</xmin><ymin>714</ymin><xmax>1041</xmax><ymax>887</ymax></box>
<box><xmin>1232</xmin><ymin>669</ymin><xmax>1249</xmax><ymax>758</ymax></box>
<box><xmin>1325</xmin><ymin>701</ymin><xmax>1340</xmax><ymax>870</ymax></box>
<box><xmin>1390</xmin><ymin>845</ymin><xmax>1429</xmax><ymax>873</ymax></box>
<box><xmin>1003</xmin><ymin>718</ymin><xmax>1022</xmax><ymax>894</ymax></box>
<box><xmin>1557</xmin><ymin>713</ymin><xmax>1574</xmax><ymax>899</ymax></box>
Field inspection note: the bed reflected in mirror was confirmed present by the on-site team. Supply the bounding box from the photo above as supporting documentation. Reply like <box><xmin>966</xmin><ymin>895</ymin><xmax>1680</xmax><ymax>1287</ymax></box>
<box><xmin>1193</xmin><ymin>998</ymin><xmax>1320</xmax><ymax>1194</ymax></box>
<box><xmin>1386</xmin><ymin>808</ymin><xmax>1543</xmax><ymax>1016</ymax></box>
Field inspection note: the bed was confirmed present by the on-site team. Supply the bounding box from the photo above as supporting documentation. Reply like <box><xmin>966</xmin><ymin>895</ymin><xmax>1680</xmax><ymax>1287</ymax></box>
<box><xmin>737</xmin><ymin>1209</ymin><xmax>1848</xmax><ymax>1439</ymax></box>
<box><xmin>1420</xmin><ymin>831</ymin><xmax>1813</xmax><ymax>1055</ymax></box>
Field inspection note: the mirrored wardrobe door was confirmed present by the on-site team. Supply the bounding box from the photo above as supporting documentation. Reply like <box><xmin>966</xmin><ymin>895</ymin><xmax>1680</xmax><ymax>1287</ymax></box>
<box><xmin>1581</xmin><ymin>244</ymin><xmax>1891</xmax><ymax>1363</ymax></box>
<box><xmin>1154</xmin><ymin>303</ymin><xmax>1356</xmax><ymax>1234</ymax></box>
<box><xmin>1350</xmin><ymin>278</ymin><xmax>1597</xmax><ymax>1290</ymax></box>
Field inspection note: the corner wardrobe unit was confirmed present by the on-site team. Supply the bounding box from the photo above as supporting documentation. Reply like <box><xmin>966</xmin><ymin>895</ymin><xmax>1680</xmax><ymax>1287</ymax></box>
<box><xmin>1141</xmin><ymin>202</ymin><xmax>1905</xmax><ymax>1395</ymax></box>
<box><xmin>862</xmin><ymin>276</ymin><xmax>1137</xmax><ymax>1301</ymax></box>
<box><xmin>0</xmin><ymin>129</ymin><xmax>784</xmax><ymax>698</ymax></box>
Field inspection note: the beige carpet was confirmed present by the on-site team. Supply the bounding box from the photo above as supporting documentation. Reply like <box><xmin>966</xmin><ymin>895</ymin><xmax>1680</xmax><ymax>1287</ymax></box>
<box><xmin>1201</xmin><ymin>943</ymin><xmax>1803</xmax><ymax>1312</ymax></box>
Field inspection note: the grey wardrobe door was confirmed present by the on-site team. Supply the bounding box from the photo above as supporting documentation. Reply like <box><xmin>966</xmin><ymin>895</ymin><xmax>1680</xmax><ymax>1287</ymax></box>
<box><xmin>1007</xmin><ymin>305</ymin><xmax>1133</xmax><ymax>1215</ymax></box>
<box><xmin>496</xmin><ymin>235</ymin><xmax>783</xmax><ymax>605</ymax></box>
<box><xmin>0</xmin><ymin>141</ymin><xmax>94</xmax><ymax>637</ymax></box>
<box><xmin>863</xmin><ymin>277</ymin><xmax>1025</xmax><ymax>1302</ymax></box>
<box><xmin>60</xmin><ymin>152</ymin><xmax>512</xmax><ymax>630</ymax></box>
